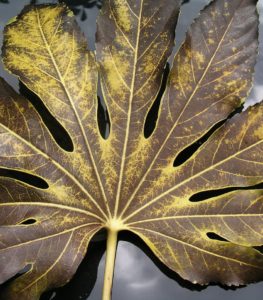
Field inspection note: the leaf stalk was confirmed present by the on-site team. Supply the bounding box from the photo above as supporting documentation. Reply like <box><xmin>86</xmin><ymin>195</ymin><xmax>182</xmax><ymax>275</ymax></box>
<box><xmin>102</xmin><ymin>228</ymin><xmax>118</xmax><ymax>300</ymax></box>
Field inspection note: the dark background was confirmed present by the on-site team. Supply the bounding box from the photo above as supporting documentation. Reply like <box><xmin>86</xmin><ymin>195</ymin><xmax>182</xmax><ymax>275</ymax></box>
<box><xmin>0</xmin><ymin>0</ymin><xmax>263</xmax><ymax>299</ymax></box>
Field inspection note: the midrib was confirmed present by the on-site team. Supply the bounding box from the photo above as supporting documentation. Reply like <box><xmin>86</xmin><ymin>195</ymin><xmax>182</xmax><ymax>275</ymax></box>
<box><xmin>36</xmin><ymin>10</ymin><xmax>110</xmax><ymax>218</ymax></box>
<box><xmin>113</xmin><ymin>0</ymin><xmax>144</xmax><ymax>217</ymax></box>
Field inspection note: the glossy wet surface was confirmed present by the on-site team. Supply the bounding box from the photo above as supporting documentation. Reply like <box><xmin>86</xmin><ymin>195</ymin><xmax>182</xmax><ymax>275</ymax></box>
<box><xmin>1</xmin><ymin>1</ymin><xmax>263</xmax><ymax>299</ymax></box>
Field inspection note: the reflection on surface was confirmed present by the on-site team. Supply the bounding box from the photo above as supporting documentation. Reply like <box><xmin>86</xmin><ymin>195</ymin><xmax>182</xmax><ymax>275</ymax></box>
<box><xmin>1</xmin><ymin>1</ymin><xmax>263</xmax><ymax>300</ymax></box>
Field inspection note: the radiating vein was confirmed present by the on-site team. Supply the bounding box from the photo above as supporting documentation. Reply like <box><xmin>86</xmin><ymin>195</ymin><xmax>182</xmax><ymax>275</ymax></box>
<box><xmin>127</xmin><ymin>213</ymin><xmax>263</xmax><ymax>225</ymax></box>
<box><xmin>0</xmin><ymin>121</ymin><xmax>107</xmax><ymax>220</ymax></box>
<box><xmin>125</xmin><ymin>139</ymin><xmax>263</xmax><ymax>221</ymax></box>
<box><xmin>19</xmin><ymin>231</ymin><xmax>74</xmax><ymax>293</ymax></box>
<box><xmin>113</xmin><ymin>0</ymin><xmax>144</xmax><ymax>217</ymax></box>
<box><xmin>0</xmin><ymin>223</ymin><xmax>101</xmax><ymax>253</ymax></box>
<box><xmin>35</xmin><ymin>9</ymin><xmax>111</xmax><ymax>219</ymax></box>
<box><xmin>132</xmin><ymin>227</ymin><xmax>263</xmax><ymax>269</ymax></box>
<box><xmin>0</xmin><ymin>202</ymin><xmax>104</xmax><ymax>222</ymax></box>
<box><xmin>120</xmin><ymin>9</ymin><xmax>237</xmax><ymax>218</ymax></box>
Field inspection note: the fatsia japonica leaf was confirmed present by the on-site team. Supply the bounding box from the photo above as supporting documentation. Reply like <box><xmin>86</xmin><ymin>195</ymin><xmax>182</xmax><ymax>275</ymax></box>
<box><xmin>0</xmin><ymin>0</ymin><xmax>263</xmax><ymax>299</ymax></box>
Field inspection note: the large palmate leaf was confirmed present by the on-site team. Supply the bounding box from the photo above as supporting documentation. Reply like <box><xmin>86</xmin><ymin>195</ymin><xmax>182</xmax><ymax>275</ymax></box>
<box><xmin>0</xmin><ymin>0</ymin><xmax>263</xmax><ymax>299</ymax></box>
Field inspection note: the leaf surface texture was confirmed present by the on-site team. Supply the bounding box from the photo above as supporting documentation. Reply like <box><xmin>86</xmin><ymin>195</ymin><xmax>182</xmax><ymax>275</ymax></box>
<box><xmin>0</xmin><ymin>0</ymin><xmax>263</xmax><ymax>298</ymax></box>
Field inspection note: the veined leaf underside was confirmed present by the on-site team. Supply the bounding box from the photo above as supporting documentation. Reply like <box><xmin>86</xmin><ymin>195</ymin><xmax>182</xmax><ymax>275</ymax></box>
<box><xmin>0</xmin><ymin>0</ymin><xmax>263</xmax><ymax>299</ymax></box>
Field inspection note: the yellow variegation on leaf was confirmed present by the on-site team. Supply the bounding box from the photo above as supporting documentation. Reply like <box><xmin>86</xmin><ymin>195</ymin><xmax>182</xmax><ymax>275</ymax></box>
<box><xmin>0</xmin><ymin>0</ymin><xmax>263</xmax><ymax>299</ymax></box>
